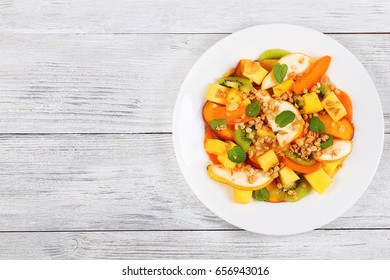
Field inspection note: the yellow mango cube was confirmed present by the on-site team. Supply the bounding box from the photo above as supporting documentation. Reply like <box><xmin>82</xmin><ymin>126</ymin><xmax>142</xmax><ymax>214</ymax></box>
<box><xmin>273</xmin><ymin>79</ymin><xmax>294</xmax><ymax>97</ymax></box>
<box><xmin>279</xmin><ymin>167</ymin><xmax>300</xmax><ymax>185</ymax></box>
<box><xmin>322</xmin><ymin>92</ymin><xmax>347</xmax><ymax>122</ymax></box>
<box><xmin>217</xmin><ymin>154</ymin><xmax>236</xmax><ymax>169</ymax></box>
<box><xmin>304</xmin><ymin>168</ymin><xmax>332</xmax><ymax>194</ymax></box>
<box><xmin>258</xmin><ymin>150</ymin><xmax>279</xmax><ymax>172</ymax></box>
<box><xmin>232</xmin><ymin>188</ymin><xmax>253</xmax><ymax>204</ymax></box>
<box><xmin>204</xmin><ymin>84</ymin><xmax>228</xmax><ymax>105</ymax></box>
<box><xmin>256</xmin><ymin>128</ymin><xmax>276</xmax><ymax>139</ymax></box>
<box><xmin>303</xmin><ymin>92</ymin><xmax>324</xmax><ymax>114</ymax></box>
<box><xmin>245</xmin><ymin>66</ymin><xmax>268</xmax><ymax>85</ymax></box>
<box><xmin>226</xmin><ymin>88</ymin><xmax>242</xmax><ymax>105</ymax></box>
<box><xmin>204</xmin><ymin>139</ymin><xmax>229</xmax><ymax>156</ymax></box>
<box><xmin>241</xmin><ymin>98</ymin><xmax>251</xmax><ymax>106</ymax></box>
<box><xmin>322</xmin><ymin>160</ymin><xmax>343</xmax><ymax>177</ymax></box>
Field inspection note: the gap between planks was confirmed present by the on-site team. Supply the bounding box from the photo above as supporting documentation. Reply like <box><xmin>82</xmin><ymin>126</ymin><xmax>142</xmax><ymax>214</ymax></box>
<box><xmin>0</xmin><ymin>228</ymin><xmax>389</xmax><ymax>233</ymax></box>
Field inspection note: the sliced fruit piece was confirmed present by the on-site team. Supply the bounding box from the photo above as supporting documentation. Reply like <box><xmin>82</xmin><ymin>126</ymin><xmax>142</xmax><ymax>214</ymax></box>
<box><xmin>258</xmin><ymin>49</ymin><xmax>290</xmax><ymax>61</ymax></box>
<box><xmin>204</xmin><ymin>84</ymin><xmax>228</xmax><ymax>105</ymax></box>
<box><xmin>264</xmin><ymin>100</ymin><xmax>304</xmax><ymax>147</ymax></box>
<box><xmin>261</xmin><ymin>53</ymin><xmax>311</xmax><ymax>90</ymax></box>
<box><xmin>322</xmin><ymin>91</ymin><xmax>347</xmax><ymax>122</ymax></box>
<box><xmin>217</xmin><ymin>76</ymin><xmax>252</xmax><ymax>94</ymax></box>
<box><xmin>304</xmin><ymin>168</ymin><xmax>332</xmax><ymax>194</ymax></box>
<box><xmin>204</xmin><ymin>139</ymin><xmax>229</xmax><ymax>156</ymax></box>
<box><xmin>284</xmin><ymin>184</ymin><xmax>311</xmax><ymax>202</ymax></box>
<box><xmin>335</xmin><ymin>90</ymin><xmax>353</xmax><ymax>122</ymax></box>
<box><xmin>217</xmin><ymin>141</ymin><xmax>237</xmax><ymax>169</ymax></box>
<box><xmin>260</xmin><ymin>59</ymin><xmax>278</xmax><ymax>72</ymax></box>
<box><xmin>322</xmin><ymin>159</ymin><xmax>343</xmax><ymax>177</ymax></box>
<box><xmin>302</xmin><ymin>92</ymin><xmax>324</xmax><ymax>114</ymax></box>
<box><xmin>226</xmin><ymin>105</ymin><xmax>253</xmax><ymax>125</ymax></box>
<box><xmin>232</xmin><ymin>188</ymin><xmax>253</xmax><ymax>204</ymax></box>
<box><xmin>272</xmin><ymin>79</ymin><xmax>294</xmax><ymax>97</ymax></box>
<box><xmin>313</xmin><ymin>139</ymin><xmax>352</xmax><ymax>162</ymax></box>
<box><xmin>235</xmin><ymin>59</ymin><xmax>268</xmax><ymax>85</ymax></box>
<box><xmin>317</xmin><ymin>113</ymin><xmax>354</xmax><ymax>140</ymax></box>
<box><xmin>207</xmin><ymin>164</ymin><xmax>274</xmax><ymax>191</ymax></box>
<box><xmin>256</xmin><ymin>127</ymin><xmax>276</xmax><ymax>139</ymax></box>
<box><xmin>282</xmin><ymin>157</ymin><xmax>322</xmax><ymax>174</ymax></box>
<box><xmin>284</xmin><ymin>151</ymin><xmax>317</xmax><ymax>166</ymax></box>
<box><xmin>204</xmin><ymin>126</ymin><xmax>220</xmax><ymax>164</ymax></box>
<box><xmin>291</xmin><ymin>55</ymin><xmax>332</xmax><ymax>94</ymax></box>
<box><xmin>279</xmin><ymin>166</ymin><xmax>300</xmax><ymax>185</ymax></box>
<box><xmin>241</xmin><ymin>98</ymin><xmax>251</xmax><ymax>106</ymax></box>
<box><xmin>258</xmin><ymin>150</ymin><xmax>279</xmax><ymax>172</ymax></box>
<box><xmin>202</xmin><ymin>101</ymin><xmax>235</xmax><ymax>141</ymax></box>
<box><xmin>225</xmin><ymin>88</ymin><xmax>242</xmax><ymax>105</ymax></box>
<box><xmin>265</xmin><ymin>181</ymin><xmax>286</xmax><ymax>202</ymax></box>
<box><xmin>234</xmin><ymin>128</ymin><xmax>252</xmax><ymax>152</ymax></box>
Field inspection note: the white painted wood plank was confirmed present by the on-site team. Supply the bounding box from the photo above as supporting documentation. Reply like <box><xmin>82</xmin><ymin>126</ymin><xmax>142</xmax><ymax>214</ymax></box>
<box><xmin>0</xmin><ymin>230</ymin><xmax>389</xmax><ymax>259</ymax></box>
<box><xmin>0</xmin><ymin>0</ymin><xmax>389</xmax><ymax>33</ymax></box>
<box><xmin>0</xmin><ymin>134</ymin><xmax>388</xmax><ymax>231</ymax></box>
<box><xmin>0</xmin><ymin>34</ymin><xmax>388</xmax><ymax>133</ymax></box>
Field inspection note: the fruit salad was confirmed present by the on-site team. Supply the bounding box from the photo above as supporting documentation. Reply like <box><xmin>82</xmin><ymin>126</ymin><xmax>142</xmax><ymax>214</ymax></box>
<box><xmin>203</xmin><ymin>49</ymin><xmax>354</xmax><ymax>204</ymax></box>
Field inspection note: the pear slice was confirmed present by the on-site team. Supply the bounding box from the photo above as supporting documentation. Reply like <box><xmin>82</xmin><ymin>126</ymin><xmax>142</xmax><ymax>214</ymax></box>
<box><xmin>313</xmin><ymin>140</ymin><xmax>352</xmax><ymax>162</ymax></box>
<box><xmin>261</xmin><ymin>53</ymin><xmax>311</xmax><ymax>90</ymax></box>
<box><xmin>207</xmin><ymin>165</ymin><xmax>274</xmax><ymax>191</ymax></box>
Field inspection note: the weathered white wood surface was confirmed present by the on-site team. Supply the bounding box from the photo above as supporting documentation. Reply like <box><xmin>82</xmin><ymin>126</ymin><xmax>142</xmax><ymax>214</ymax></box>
<box><xmin>0</xmin><ymin>0</ymin><xmax>389</xmax><ymax>260</ymax></box>
<box><xmin>0</xmin><ymin>230</ymin><xmax>389</xmax><ymax>259</ymax></box>
<box><xmin>0</xmin><ymin>0</ymin><xmax>389</xmax><ymax>33</ymax></box>
<box><xmin>0</xmin><ymin>134</ymin><xmax>388</xmax><ymax>231</ymax></box>
<box><xmin>0</xmin><ymin>34</ymin><xmax>389</xmax><ymax>133</ymax></box>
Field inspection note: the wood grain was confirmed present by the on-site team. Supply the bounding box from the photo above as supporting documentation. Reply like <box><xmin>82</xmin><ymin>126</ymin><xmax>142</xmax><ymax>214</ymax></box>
<box><xmin>0</xmin><ymin>134</ymin><xmax>388</xmax><ymax>231</ymax></box>
<box><xmin>0</xmin><ymin>0</ymin><xmax>389</xmax><ymax>34</ymax></box>
<box><xmin>0</xmin><ymin>230</ymin><xmax>389</xmax><ymax>259</ymax></box>
<box><xmin>0</xmin><ymin>34</ymin><xmax>388</xmax><ymax>133</ymax></box>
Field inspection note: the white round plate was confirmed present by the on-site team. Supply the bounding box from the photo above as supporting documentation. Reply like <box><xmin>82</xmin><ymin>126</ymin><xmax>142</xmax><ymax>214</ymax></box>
<box><xmin>172</xmin><ymin>24</ymin><xmax>384</xmax><ymax>235</ymax></box>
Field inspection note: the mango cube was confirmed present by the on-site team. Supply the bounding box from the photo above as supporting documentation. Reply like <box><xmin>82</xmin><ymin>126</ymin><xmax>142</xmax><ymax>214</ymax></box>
<box><xmin>204</xmin><ymin>84</ymin><xmax>228</xmax><ymax>105</ymax></box>
<box><xmin>322</xmin><ymin>160</ymin><xmax>343</xmax><ymax>177</ymax></box>
<box><xmin>232</xmin><ymin>188</ymin><xmax>253</xmax><ymax>204</ymax></box>
<box><xmin>226</xmin><ymin>88</ymin><xmax>242</xmax><ymax>105</ymax></box>
<box><xmin>322</xmin><ymin>92</ymin><xmax>347</xmax><ymax>122</ymax></box>
<box><xmin>217</xmin><ymin>141</ymin><xmax>237</xmax><ymax>169</ymax></box>
<box><xmin>304</xmin><ymin>168</ymin><xmax>332</xmax><ymax>194</ymax></box>
<box><xmin>217</xmin><ymin>154</ymin><xmax>236</xmax><ymax>169</ymax></box>
<box><xmin>241</xmin><ymin>98</ymin><xmax>251</xmax><ymax>106</ymax></box>
<box><xmin>245</xmin><ymin>66</ymin><xmax>268</xmax><ymax>85</ymax></box>
<box><xmin>279</xmin><ymin>166</ymin><xmax>300</xmax><ymax>185</ymax></box>
<box><xmin>258</xmin><ymin>150</ymin><xmax>279</xmax><ymax>172</ymax></box>
<box><xmin>273</xmin><ymin>79</ymin><xmax>294</xmax><ymax>97</ymax></box>
<box><xmin>236</xmin><ymin>59</ymin><xmax>268</xmax><ymax>85</ymax></box>
<box><xmin>204</xmin><ymin>139</ymin><xmax>229</xmax><ymax>156</ymax></box>
<box><xmin>302</xmin><ymin>92</ymin><xmax>324</xmax><ymax>114</ymax></box>
<box><xmin>256</xmin><ymin>127</ymin><xmax>276</xmax><ymax>139</ymax></box>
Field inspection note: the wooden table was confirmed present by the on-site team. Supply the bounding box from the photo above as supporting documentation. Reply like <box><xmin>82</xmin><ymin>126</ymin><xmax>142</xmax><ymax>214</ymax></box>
<box><xmin>0</xmin><ymin>0</ymin><xmax>389</xmax><ymax>259</ymax></box>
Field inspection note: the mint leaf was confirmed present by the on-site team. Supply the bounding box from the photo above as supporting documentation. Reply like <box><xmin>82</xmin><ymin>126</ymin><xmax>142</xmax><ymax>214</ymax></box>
<box><xmin>227</xmin><ymin>146</ymin><xmax>247</xmax><ymax>163</ymax></box>
<box><xmin>210</xmin><ymin>119</ymin><xmax>226</xmax><ymax>130</ymax></box>
<box><xmin>309</xmin><ymin>117</ymin><xmax>325</xmax><ymax>133</ymax></box>
<box><xmin>320</xmin><ymin>134</ymin><xmax>333</xmax><ymax>149</ymax></box>
<box><xmin>275</xmin><ymin>110</ymin><xmax>295</xmax><ymax>128</ymax></box>
<box><xmin>273</xmin><ymin>63</ymin><xmax>288</xmax><ymax>83</ymax></box>
<box><xmin>246</xmin><ymin>101</ymin><xmax>261</xmax><ymax>117</ymax></box>
<box><xmin>254</xmin><ymin>187</ymin><xmax>270</xmax><ymax>201</ymax></box>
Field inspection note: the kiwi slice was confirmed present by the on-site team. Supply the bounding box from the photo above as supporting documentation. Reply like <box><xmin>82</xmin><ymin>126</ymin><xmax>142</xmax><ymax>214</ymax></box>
<box><xmin>284</xmin><ymin>179</ymin><xmax>312</xmax><ymax>202</ymax></box>
<box><xmin>258</xmin><ymin>49</ymin><xmax>290</xmax><ymax>61</ymax></box>
<box><xmin>234</xmin><ymin>128</ymin><xmax>252</xmax><ymax>152</ymax></box>
<box><xmin>216</xmin><ymin>76</ymin><xmax>252</xmax><ymax>94</ymax></box>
